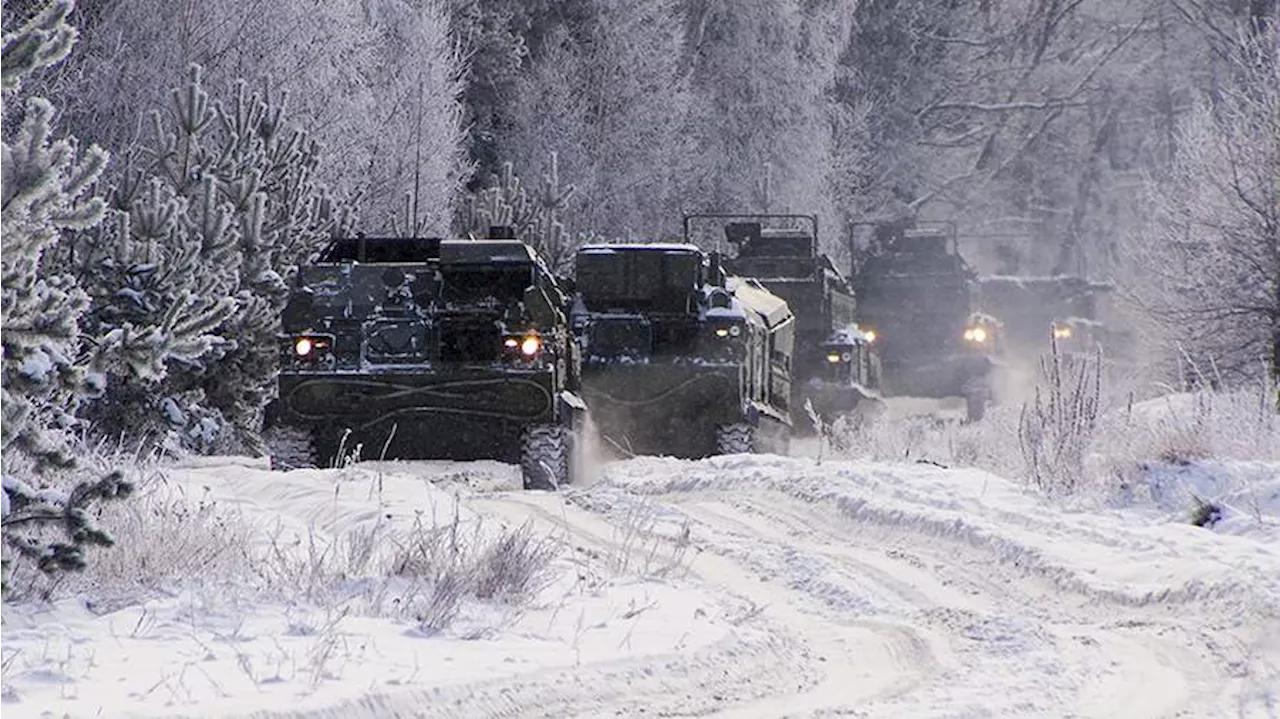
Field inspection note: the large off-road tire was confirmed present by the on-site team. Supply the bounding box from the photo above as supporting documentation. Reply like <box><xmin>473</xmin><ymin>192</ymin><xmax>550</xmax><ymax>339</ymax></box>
<box><xmin>521</xmin><ymin>424</ymin><xmax>570</xmax><ymax>491</ymax></box>
<box><xmin>715</xmin><ymin>423</ymin><xmax>757</xmax><ymax>455</ymax></box>
<box><xmin>264</xmin><ymin>425</ymin><xmax>319</xmax><ymax>471</ymax></box>
<box><xmin>964</xmin><ymin>391</ymin><xmax>988</xmax><ymax>423</ymax></box>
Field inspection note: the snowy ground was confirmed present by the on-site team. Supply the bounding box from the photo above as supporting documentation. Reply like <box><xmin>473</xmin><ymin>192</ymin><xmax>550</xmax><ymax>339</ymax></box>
<box><xmin>3</xmin><ymin>448</ymin><xmax>1279</xmax><ymax>718</ymax></box>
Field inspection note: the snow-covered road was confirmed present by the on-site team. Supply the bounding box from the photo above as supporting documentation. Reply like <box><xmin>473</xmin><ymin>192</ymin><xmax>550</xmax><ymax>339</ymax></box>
<box><xmin>472</xmin><ymin>457</ymin><xmax>1279</xmax><ymax>718</ymax></box>
<box><xmin>3</xmin><ymin>453</ymin><xmax>1277</xmax><ymax>718</ymax></box>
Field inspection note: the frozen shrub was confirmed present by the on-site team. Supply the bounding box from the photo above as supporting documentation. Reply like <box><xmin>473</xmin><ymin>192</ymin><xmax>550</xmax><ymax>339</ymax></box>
<box><xmin>1018</xmin><ymin>340</ymin><xmax>1102</xmax><ymax>494</ymax></box>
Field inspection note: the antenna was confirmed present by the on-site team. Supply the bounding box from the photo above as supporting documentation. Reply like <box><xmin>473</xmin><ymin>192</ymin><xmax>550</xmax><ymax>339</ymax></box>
<box><xmin>410</xmin><ymin>69</ymin><xmax>425</xmax><ymax>235</ymax></box>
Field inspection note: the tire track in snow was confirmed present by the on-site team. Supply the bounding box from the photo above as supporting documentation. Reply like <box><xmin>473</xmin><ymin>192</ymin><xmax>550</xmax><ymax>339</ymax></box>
<box><xmin>467</xmin><ymin>491</ymin><xmax>939</xmax><ymax>717</ymax></box>
<box><xmin>667</xmin><ymin>489</ymin><xmax>1230</xmax><ymax>718</ymax></box>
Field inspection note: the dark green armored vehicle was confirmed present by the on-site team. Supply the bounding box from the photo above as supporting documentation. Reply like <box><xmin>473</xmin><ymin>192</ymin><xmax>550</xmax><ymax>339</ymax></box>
<box><xmin>689</xmin><ymin>214</ymin><xmax>882</xmax><ymax>433</ymax></box>
<box><xmin>266</xmin><ymin>234</ymin><xmax>586</xmax><ymax>490</ymax></box>
<box><xmin>848</xmin><ymin>221</ymin><xmax>1001</xmax><ymax>422</ymax></box>
<box><xmin>978</xmin><ymin>274</ymin><xmax>1117</xmax><ymax>360</ymax></box>
<box><xmin>570</xmin><ymin>242</ymin><xmax>794</xmax><ymax>458</ymax></box>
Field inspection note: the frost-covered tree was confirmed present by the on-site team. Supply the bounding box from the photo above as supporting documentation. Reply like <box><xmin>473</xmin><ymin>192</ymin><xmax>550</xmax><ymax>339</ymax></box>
<box><xmin>1127</xmin><ymin>25</ymin><xmax>1279</xmax><ymax>385</ymax></box>
<box><xmin>69</xmin><ymin>174</ymin><xmax>240</xmax><ymax>452</ymax></box>
<box><xmin>460</xmin><ymin>155</ymin><xmax>602</xmax><ymax>273</ymax></box>
<box><xmin>497</xmin><ymin>0</ymin><xmax>691</xmax><ymax>240</ymax></box>
<box><xmin>369</xmin><ymin>0</ymin><xmax>469</xmax><ymax>234</ymax></box>
<box><xmin>19</xmin><ymin>0</ymin><xmax>465</xmax><ymax>235</ymax></box>
<box><xmin>67</xmin><ymin>66</ymin><xmax>355</xmax><ymax>453</ymax></box>
<box><xmin>178</xmin><ymin>74</ymin><xmax>356</xmax><ymax>451</ymax></box>
<box><xmin>1</xmin><ymin>0</ymin><xmax>132</xmax><ymax>596</ymax></box>
<box><xmin>448</xmin><ymin>0</ymin><xmax>690</xmax><ymax>248</ymax></box>
<box><xmin>669</xmin><ymin>0</ymin><xmax>866</xmax><ymax>251</ymax></box>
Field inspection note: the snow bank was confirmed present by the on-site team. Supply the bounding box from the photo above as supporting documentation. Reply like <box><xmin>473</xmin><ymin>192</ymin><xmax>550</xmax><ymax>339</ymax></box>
<box><xmin>1122</xmin><ymin>460</ymin><xmax>1280</xmax><ymax>538</ymax></box>
<box><xmin>1</xmin><ymin>575</ymin><xmax>738</xmax><ymax>718</ymax></box>
<box><xmin>0</xmin><ymin>460</ymin><xmax>745</xmax><ymax>718</ymax></box>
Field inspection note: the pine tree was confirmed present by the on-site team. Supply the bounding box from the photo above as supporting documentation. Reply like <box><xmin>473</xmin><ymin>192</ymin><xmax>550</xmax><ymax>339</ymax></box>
<box><xmin>460</xmin><ymin>154</ymin><xmax>601</xmax><ymax>273</ymax></box>
<box><xmin>1</xmin><ymin>0</ymin><xmax>133</xmax><ymax>597</ymax></box>
<box><xmin>70</xmin><ymin>172</ymin><xmax>240</xmax><ymax>452</ymax></box>
<box><xmin>70</xmin><ymin>65</ymin><xmax>356</xmax><ymax>454</ymax></box>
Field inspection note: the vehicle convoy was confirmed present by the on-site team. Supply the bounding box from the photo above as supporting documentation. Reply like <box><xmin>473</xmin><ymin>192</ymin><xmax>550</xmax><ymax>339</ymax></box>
<box><xmin>847</xmin><ymin>220</ymin><xmax>1001</xmax><ymax>422</ymax></box>
<box><xmin>569</xmin><ymin>242</ymin><xmax>794</xmax><ymax>458</ymax></box>
<box><xmin>266</xmin><ymin>231</ymin><xmax>586</xmax><ymax>490</ymax></box>
<box><xmin>691</xmin><ymin>214</ymin><xmax>882</xmax><ymax>433</ymax></box>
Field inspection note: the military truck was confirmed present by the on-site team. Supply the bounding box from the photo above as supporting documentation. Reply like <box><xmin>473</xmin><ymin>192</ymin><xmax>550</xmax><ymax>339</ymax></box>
<box><xmin>265</xmin><ymin>232</ymin><xmax>586</xmax><ymax>490</ymax></box>
<box><xmin>687</xmin><ymin>214</ymin><xmax>882</xmax><ymax>433</ymax></box>
<box><xmin>847</xmin><ymin>220</ymin><xmax>1001</xmax><ymax>422</ymax></box>
<box><xmin>978</xmin><ymin>275</ymin><xmax>1116</xmax><ymax>360</ymax></box>
<box><xmin>570</xmin><ymin>242</ymin><xmax>794</xmax><ymax>458</ymax></box>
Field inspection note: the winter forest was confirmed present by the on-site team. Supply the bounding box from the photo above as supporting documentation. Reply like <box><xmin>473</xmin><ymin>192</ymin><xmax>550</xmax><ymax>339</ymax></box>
<box><xmin>2</xmin><ymin>0</ymin><xmax>1279</xmax><ymax>712</ymax></box>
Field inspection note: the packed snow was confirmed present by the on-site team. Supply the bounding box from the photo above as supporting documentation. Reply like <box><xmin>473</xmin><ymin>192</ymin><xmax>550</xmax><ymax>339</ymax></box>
<box><xmin>3</xmin><ymin>445</ymin><xmax>1278</xmax><ymax>718</ymax></box>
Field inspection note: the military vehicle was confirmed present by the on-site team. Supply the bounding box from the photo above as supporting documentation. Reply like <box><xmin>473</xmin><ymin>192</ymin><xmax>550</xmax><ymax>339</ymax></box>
<box><xmin>847</xmin><ymin>220</ymin><xmax>1001</xmax><ymax>422</ymax></box>
<box><xmin>687</xmin><ymin>214</ymin><xmax>882</xmax><ymax>433</ymax></box>
<box><xmin>265</xmin><ymin>231</ymin><xmax>586</xmax><ymax>490</ymax></box>
<box><xmin>978</xmin><ymin>275</ymin><xmax>1116</xmax><ymax>359</ymax></box>
<box><xmin>570</xmin><ymin>242</ymin><xmax>794</xmax><ymax>458</ymax></box>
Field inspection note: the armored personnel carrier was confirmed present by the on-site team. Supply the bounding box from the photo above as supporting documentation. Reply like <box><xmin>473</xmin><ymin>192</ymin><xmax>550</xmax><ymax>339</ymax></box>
<box><xmin>688</xmin><ymin>214</ymin><xmax>882</xmax><ymax>432</ymax></box>
<box><xmin>266</xmin><ymin>232</ymin><xmax>586</xmax><ymax>490</ymax></box>
<box><xmin>848</xmin><ymin>221</ymin><xmax>1000</xmax><ymax>422</ymax></box>
<box><xmin>570</xmin><ymin>242</ymin><xmax>794</xmax><ymax>458</ymax></box>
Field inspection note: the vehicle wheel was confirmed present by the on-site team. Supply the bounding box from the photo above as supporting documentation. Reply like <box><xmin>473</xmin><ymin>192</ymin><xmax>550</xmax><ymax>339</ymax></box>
<box><xmin>964</xmin><ymin>392</ymin><xmax>987</xmax><ymax>423</ymax></box>
<box><xmin>521</xmin><ymin>424</ymin><xmax>569</xmax><ymax>491</ymax></box>
<box><xmin>264</xmin><ymin>425</ymin><xmax>319</xmax><ymax>471</ymax></box>
<box><xmin>715</xmin><ymin>423</ymin><xmax>756</xmax><ymax>455</ymax></box>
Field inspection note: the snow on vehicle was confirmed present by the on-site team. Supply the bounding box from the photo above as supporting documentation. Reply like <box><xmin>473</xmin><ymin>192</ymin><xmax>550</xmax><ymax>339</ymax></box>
<box><xmin>570</xmin><ymin>242</ymin><xmax>794</xmax><ymax>458</ymax></box>
<box><xmin>697</xmin><ymin>214</ymin><xmax>884</xmax><ymax>433</ymax></box>
<box><xmin>265</xmin><ymin>232</ymin><xmax>586</xmax><ymax>490</ymax></box>
<box><xmin>848</xmin><ymin>220</ymin><xmax>1002</xmax><ymax>422</ymax></box>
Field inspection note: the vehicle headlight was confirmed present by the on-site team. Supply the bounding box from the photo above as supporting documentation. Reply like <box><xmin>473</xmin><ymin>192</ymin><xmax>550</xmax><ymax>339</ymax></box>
<box><xmin>1052</xmin><ymin>325</ymin><xmax>1072</xmax><ymax>340</ymax></box>
<box><xmin>826</xmin><ymin>352</ymin><xmax>841</xmax><ymax>363</ymax></box>
<box><xmin>290</xmin><ymin>334</ymin><xmax>331</xmax><ymax>359</ymax></box>
<box><xmin>715</xmin><ymin>327</ymin><xmax>730</xmax><ymax>338</ymax></box>
<box><xmin>864</xmin><ymin>329</ymin><xmax>877</xmax><ymax>343</ymax></box>
<box><xmin>712</xmin><ymin>325</ymin><xmax>742</xmax><ymax>339</ymax></box>
<box><xmin>964</xmin><ymin>326</ymin><xmax>988</xmax><ymax>343</ymax></box>
<box><xmin>520</xmin><ymin>334</ymin><xmax>542</xmax><ymax>357</ymax></box>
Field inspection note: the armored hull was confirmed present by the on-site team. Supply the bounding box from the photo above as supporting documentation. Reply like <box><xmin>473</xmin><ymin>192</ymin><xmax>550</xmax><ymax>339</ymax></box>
<box><xmin>276</xmin><ymin>365</ymin><xmax>574</xmax><ymax>465</ymax></box>
<box><xmin>580</xmin><ymin>362</ymin><xmax>790</xmax><ymax>458</ymax></box>
<box><xmin>268</xmin><ymin>236</ymin><xmax>585</xmax><ymax>489</ymax></box>
<box><xmin>571</xmin><ymin>244</ymin><xmax>794</xmax><ymax>458</ymax></box>
<box><xmin>849</xmin><ymin>222</ymin><xmax>1000</xmax><ymax>421</ymax></box>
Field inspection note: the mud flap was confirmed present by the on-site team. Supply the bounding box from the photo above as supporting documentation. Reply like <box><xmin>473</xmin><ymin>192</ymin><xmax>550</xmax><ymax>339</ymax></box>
<box><xmin>744</xmin><ymin>401</ymin><xmax>792</xmax><ymax>456</ymax></box>
<box><xmin>794</xmin><ymin>382</ymin><xmax>886</xmax><ymax>435</ymax></box>
<box><xmin>960</xmin><ymin>375</ymin><xmax>991</xmax><ymax>423</ymax></box>
<box><xmin>558</xmin><ymin>390</ymin><xmax>590</xmax><ymax>487</ymax></box>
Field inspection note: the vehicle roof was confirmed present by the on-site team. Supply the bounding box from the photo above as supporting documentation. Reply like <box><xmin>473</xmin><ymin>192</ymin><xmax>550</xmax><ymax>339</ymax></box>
<box><xmin>316</xmin><ymin>237</ymin><xmax>538</xmax><ymax>265</ymax></box>
<box><xmin>439</xmin><ymin>239</ymin><xmax>536</xmax><ymax>264</ymax></box>
<box><xmin>578</xmin><ymin>242</ymin><xmax>703</xmax><ymax>254</ymax></box>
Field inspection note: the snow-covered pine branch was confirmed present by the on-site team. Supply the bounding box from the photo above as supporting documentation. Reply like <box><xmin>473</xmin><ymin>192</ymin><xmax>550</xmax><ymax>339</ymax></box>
<box><xmin>2</xmin><ymin>0</ymin><xmax>133</xmax><ymax>597</ymax></box>
<box><xmin>69</xmin><ymin>66</ymin><xmax>356</xmax><ymax>454</ymax></box>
